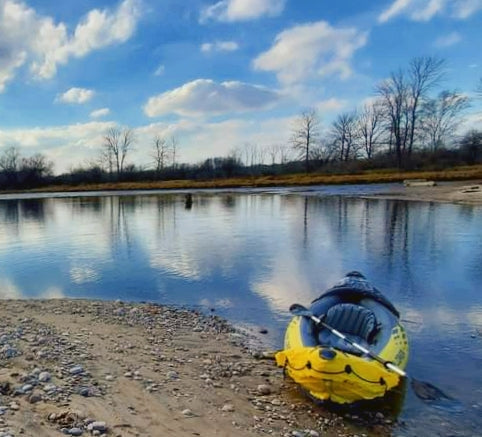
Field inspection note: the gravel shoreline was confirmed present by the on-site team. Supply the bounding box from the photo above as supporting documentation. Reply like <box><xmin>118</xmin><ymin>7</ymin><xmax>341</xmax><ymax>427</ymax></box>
<box><xmin>0</xmin><ymin>299</ymin><xmax>396</xmax><ymax>437</ymax></box>
<box><xmin>361</xmin><ymin>180</ymin><xmax>482</xmax><ymax>205</ymax></box>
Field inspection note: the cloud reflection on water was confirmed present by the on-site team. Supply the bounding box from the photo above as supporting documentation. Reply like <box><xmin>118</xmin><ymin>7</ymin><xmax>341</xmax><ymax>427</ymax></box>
<box><xmin>0</xmin><ymin>192</ymin><xmax>480</xmax><ymax>333</ymax></box>
<box><xmin>0</xmin><ymin>190</ymin><xmax>480</xmax><ymax>434</ymax></box>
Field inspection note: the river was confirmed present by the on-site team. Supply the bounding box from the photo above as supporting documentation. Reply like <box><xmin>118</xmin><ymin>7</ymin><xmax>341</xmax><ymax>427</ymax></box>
<box><xmin>0</xmin><ymin>185</ymin><xmax>480</xmax><ymax>436</ymax></box>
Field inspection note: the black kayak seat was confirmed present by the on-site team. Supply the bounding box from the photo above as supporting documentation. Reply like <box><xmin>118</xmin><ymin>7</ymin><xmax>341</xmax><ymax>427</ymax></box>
<box><xmin>317</xmin><ymin>303</ymin><xmax>378</xmax><ymax>354</ymax></box>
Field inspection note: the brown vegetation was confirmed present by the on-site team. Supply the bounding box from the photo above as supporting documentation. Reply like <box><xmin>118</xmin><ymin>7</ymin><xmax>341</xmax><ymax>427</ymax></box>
<box><xmin>23</xmin><ymin>165</ymin><xmax>482</xmax><ymax>194</ymax></box>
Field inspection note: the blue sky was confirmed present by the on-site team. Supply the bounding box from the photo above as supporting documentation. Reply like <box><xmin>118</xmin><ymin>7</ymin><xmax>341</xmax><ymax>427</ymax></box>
<box><xmin>0</xmin><ymin>0</ymin><xmax>481</xmax><ymax>174</ymax></box>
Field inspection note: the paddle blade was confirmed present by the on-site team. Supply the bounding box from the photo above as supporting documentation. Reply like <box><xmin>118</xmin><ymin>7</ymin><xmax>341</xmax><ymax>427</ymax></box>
<box><xmin>411</xmin><ymin>378</ymin><xmax>453</xmax><ymax>401</ymax></box>
<box><xmin>289</xmin><ymin>303</ymin><xmax>313</xmax><ymax>318</ymax></box>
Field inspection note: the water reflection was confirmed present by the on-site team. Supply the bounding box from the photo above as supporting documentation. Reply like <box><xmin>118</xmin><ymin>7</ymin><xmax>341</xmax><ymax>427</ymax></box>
<box><xmin>0</xmin><ymin>191</ymin><xmax>481</xmax><ymax>434</ymax></box>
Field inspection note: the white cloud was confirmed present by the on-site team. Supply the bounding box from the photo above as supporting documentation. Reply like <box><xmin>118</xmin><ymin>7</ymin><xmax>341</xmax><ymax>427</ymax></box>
<box><xmin>379</xmin><ymin>0</ymin><xmax>414</xmax><ymax>22</ymax></box>
<box><xmin>70</xmin><ymin>266</ymin><xmax>100</xmax><ymax>284</ymax></box>
<box><xmin>378</xmin><ymin>0</ymin><xmax>482</xmax><ymax>23</ymax></box>
<box><xmin>0</xmin><ymin>121</ymin><xmax>115</xmax><ymax>173</ymax></box>
<box><xmin>253</xmin><ymin>21</ymin><xmax>368</xmax><ymax>85</ymax></box>
<box><xmin>453</xmin><ymin>0</ymin><xmax>482</xmax><ymax>18</ymax></box>
<box><xmin>200</xmin><ymin>0</ymin><xmax>285</xmax><ymax>22</ymax></box>
<box><xmin>0</xmin><ymin>116</ymin><xmax>295</xmax><ymax>174</ymax></box>
<box><xmin>315</xmin><ymin>98</ymin><xmax>347</xmax><ymax>114</ymax></box>
<box><xmin>131</xmin><ymin>116</ymin><xmax>295</xmax><ymax>167</ymax></box>
<box><xmin>461</xmin><ymin>111</ymin><xmax>482</xmax><ymax>131</ymax></box>
<box><xmin>0</xmin><ymin>278</ymin><xmax>22</xmax><ymax>299</ymax></box>
<box><xmin>0</xmin><ymin>0</ymin><xmax>141</xmax><ymax>91</ymax></box>
<box><xmin>201</xmin><ymin>41</ymin><xmax>239</xmax><ymax>53</ymax></box>
<box><xmin>57</xmin><ymin>87</ymin><xmax>95</xmax><ymax>104</ymax></box>
<box><xmin>434</xmin><ymin>31</ymin><xmax>462</xmax><ymax>47</ymax></box>
<box><xmin>154</xmin><ymin>64</ymin><xmax>165</xmax><ymax>76</ymax></box>
<box><xmin>90</xmin><ymin>108</ymin><xmax>111</xmax><ymax>118</ymax></box>
<box><xmin>41</xmin><ymin>286</ymin><xmax>65</xmax><ymax>299</ymax></box>
<box><xmin>143</xmin><ymin>79</ymin><xmax>281</xmax><ymax>117</ymax></box>
<box><xmin>412</xmin><ymin>0</ymin><xmax>446</xmax><ymax>20</ymax></box>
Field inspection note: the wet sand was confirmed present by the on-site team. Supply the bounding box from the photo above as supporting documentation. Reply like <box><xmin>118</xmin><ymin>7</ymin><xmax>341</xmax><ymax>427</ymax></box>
<box><xmin>364</xmin><ymin>181</ymin><xmax>482</xmax><ymax>205</ymax></box>
<box><xmin>0</xmin><ymin>299</ymin><xmax>393</xmax><ymax>437</ymax></box>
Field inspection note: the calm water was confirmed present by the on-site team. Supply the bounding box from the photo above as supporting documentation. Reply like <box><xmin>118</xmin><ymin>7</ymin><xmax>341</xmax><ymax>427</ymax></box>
<box><xmin>0</xmin><ymin>186</ymin><xmax>481</xmax><ymax>436</ymax></box>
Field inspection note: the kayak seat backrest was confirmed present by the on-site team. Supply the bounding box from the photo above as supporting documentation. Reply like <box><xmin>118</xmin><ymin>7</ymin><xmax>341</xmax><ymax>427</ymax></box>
<box><xmin>324</xmin><ymin>303</ymin><xmax>377</xmax><ymax>343</ymax></box>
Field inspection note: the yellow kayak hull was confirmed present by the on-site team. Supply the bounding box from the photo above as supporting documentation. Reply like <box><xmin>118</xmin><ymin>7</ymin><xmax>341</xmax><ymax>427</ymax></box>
<box><xmin>276</xmin><ymin>315</ymin><xmax>409</xmax><ymax>404</ymax></box>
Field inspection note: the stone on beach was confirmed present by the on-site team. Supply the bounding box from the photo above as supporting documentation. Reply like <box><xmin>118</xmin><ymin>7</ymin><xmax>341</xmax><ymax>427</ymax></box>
<box><xmin>0</xmin><ymin>299</ymin><xmax>364</xmax><ymax>437</ymax></box>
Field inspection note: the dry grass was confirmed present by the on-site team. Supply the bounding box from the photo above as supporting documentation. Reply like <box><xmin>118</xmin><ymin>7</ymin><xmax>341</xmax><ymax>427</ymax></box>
<box><xmin>19</xmin><ymin>164</ymin><xmax>482</xmax><ymax>194</ymax></box>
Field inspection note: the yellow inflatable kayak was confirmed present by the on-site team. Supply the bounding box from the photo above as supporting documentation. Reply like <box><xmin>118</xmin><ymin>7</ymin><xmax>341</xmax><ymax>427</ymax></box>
<box><xmin>276</xmin><ymin>272</ymin><xmax>409</xmax><ymax>404</ymax></box>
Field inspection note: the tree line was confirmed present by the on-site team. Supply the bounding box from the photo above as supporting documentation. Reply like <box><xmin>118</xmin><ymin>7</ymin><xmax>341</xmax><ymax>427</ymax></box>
<box><xmin>0</xmin><ymin>56</ymin><xmax>480</xmax><ymax>190</ymax></box>
<box><xmin>291</xmin><ymin>56</ymin><xmax>478</xmax><ymax>172</ymax></box>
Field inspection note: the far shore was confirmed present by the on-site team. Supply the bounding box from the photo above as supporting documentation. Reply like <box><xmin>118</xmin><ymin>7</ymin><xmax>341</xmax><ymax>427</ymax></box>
<box><xmin>0</xmin><ymin>299</ymin><xmax>394</xmax><ymax>437</ymax></box>
<box><xmin>1</xmin><ymin>166</ymin><xmax>480</xmax><ymax>194</ymax></box>
<box><xmin>1</xmin><ymin>165</ymin><xmax>481</xmax><ymax>206</ymax></box>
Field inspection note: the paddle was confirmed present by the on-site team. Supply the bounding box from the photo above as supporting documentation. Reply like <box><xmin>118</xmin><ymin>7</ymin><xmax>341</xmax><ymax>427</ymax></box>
<box><xmin>289</xmin><ymin>303</ymin><xmax>456</xmax><ymax>403</ymax></box>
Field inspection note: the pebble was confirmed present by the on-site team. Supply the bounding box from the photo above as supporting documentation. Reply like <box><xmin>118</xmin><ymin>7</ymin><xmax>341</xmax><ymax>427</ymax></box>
<box><xmin>38</xmin><ymin>371</ymin><xmax>51</xmax><ymax>382</ymax></box>
<box><xmin>69</xmin><ymin>365</ymin><xmax>84</xmax><ymax>375</ymax></box>
<box><xmin>28</xmin><ymin>392</ymin><xmax>42</xmax><ymax>403</ymax></box>
<box><xmin>257</xmin><ymin>384</ymin><xmax>271</xmax><ymax>395</ymax></box>
<box><xmin>1</xmin><ymin>345</ymin><xmax>19</xmax><ymax>359</ymax></box>
<box><xmin>79</xmin><ymin>387</ymin><xmax>94</xmax><ymax>397</ymax></box>
<box><xmin>221</xmin><ymin>404</ymin><xmax>235</xmax><ymax>412</ymax></box>
<box><xmin>69</xmin><ymin>428</ymin><xmax>83</xmax><ymax>436</ymax></box>
<box><xmin>21</xmin><ymin>384</ymin><xmax>33</xmax><ymax>393</ymax></box>
<box><xmin>87</xmin><ymin>421</ymin><xmax>107</xmax><ymax>432</ymax></box>
<box><xmin>167</xmin><ymin>371</ymin><xmax>178</xmax><ymax>380</ymax></box>
<box><xmin>182</xmin><ymin>409</ymin><xmax>194</xmax><ymax>417</ymax></box>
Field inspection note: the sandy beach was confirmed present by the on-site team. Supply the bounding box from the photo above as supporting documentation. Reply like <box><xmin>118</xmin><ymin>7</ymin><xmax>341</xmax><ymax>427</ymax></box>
<box><xmin>364</xmin><ymin>180</ymin><xmax>482</xmax><ymax>205</ymax></box>
<box><xmin>0</xmin><ymin>299</ymin><xmax>395</xmax><ymax>437</ymax></box>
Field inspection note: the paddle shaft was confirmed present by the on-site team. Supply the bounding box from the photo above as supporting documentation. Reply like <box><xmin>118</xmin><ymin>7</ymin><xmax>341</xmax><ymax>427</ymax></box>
<box><xmin>309</xmin><ymin>313</ymin><xmax>406</xmax><ymax>377</ymax></box>
<box><xmin>289</xmin><ymin>303</ymin><xmax>456</xmax><ymax>403</ymax></box>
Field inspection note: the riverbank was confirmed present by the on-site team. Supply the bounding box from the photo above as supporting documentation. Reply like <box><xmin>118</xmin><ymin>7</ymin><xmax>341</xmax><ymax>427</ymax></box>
<box><xmin>362</xmin><ymin>180</ymin><xmax>482</xmax><ymax>205</ymax></box>
<box><xmin>0</xmin><ymin>299</ymin><xmax>393</xmax><ymax>437</ymax></box>
<box><xmin>14</xmin><ymin>165</ymin><xmax>482</xmax><ymax>195</ymax></box>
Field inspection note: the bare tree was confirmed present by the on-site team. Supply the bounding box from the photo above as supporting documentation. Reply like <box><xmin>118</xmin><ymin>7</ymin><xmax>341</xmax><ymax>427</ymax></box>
<box><xmin>0</xmin><ymin>146</ymin><xmax>21</xmax><ymax>185</ymax></box>
<box><xmin>330</xmin><ymin>111</ymin><xmax>359</xmax><ymax>161</ymax></box>
<box><xmin>376</xmin><ymin>57</ymin><xmax>444</xmax><ymax>167</ymax></box>
<box><xmin>0</xmin><ymin>146</ymin><xmax>20</xmax><ymax>173</ymax></box>
<box><xmin>240</xmin><ymin>142</ymin><xmax>263</xmax><ymax>168</ymax></box>
<box><xmin>278</xmin><ymin>144</ymin><xmax>292</xmax><ymax>164</ymax></box>
<box><xmin>169</xmin><ymin>136</ymin><xmax>178</xmax><ymax>167</ymax></box>
<box><xmin>266</xmin><ymin>144</ymin><xmax>280</xmax><ymax>165</ymax></box>
<box><xmin>290</xmin><ymin>108</ymin><xmax>320</xmax><ymax>171</ymax></box>
<box><xmin>458</xmin><ymin>130</ymin><xmax>482</xmax><ymax>164</ymax></box>
<box><xmin>230</xmin><ymin>146</ymin><xmax>244</xmax><ymax>167</ymax></box>
<box><xmin>20</xmin><ymin>153</ymin><xmax>54</xmax><ymax>178</ymax></box>
<box><xmin>376</xmin><ymin>70</ymin><xmax>410</xmax><ymax>167</ymax></box>
<box><xmin>357</xmin><ymin>102</ymin><xmax>385</xmax><ymax>159</ymax></box>
<box><xmin>310</xmin><ymin>141</ymin><xmax>335</xmax><ymax>163</ymax></box>
<box><xmin>151</xmin><ymin>136</ymin><xmax>171</xmax><ymax>175</ymax></box>
<box><xmin>102</xmin><ymin>127</ymin><xmax>135</xmax><ymax>177</ymax></box>
<box><xmin>256</xmin><ymin>146</ymin><xmax>267</xmax><ymax>166</ymax></box>
<box><xmin>421</xmin><ymin>90</ymin><xmax>470</xmax><ymax>151</ymax></box>
<box><xmin>407</xmin><ymin>56</ymin><xmax>445</xmax><ymax>155</ymax></box>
